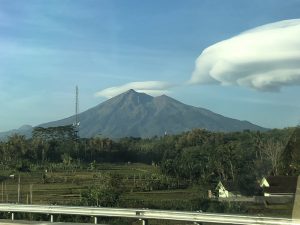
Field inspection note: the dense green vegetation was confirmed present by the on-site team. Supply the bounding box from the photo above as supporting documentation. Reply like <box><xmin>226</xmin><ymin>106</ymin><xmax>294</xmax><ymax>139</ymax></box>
<box><xmin>1</xmin><ymin>126</ymin><xmax>299</xmax><ymax>180</ymax></box>
<box><xmin>0</xmin><ymin>125</ymin><xmax>299</xmax><ymax>221</ymax></box>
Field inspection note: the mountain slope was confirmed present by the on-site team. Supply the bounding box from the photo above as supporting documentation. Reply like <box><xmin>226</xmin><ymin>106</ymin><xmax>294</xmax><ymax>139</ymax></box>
<box><xmin>38</xmin><ymin>89</ymin><xmax>266</xmax><ymax>138</ymax></box>
<box><xmin>0</xmin><ymin>125</ymin><xmax>33</xmax><ymax>140</ymax></box>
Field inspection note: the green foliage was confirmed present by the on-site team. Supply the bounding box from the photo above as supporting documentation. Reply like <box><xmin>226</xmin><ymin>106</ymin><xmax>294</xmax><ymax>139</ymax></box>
<box><xmin>280</xmin><ymin>126</ymin><xmax>300</xmax><ymax>175</ymax></box>
<box><xmin>32</xmin><ymin>125</ymin><xmax>77</xmax><ymax>141</ymax></box>
<box><xmin>81</xmin><ymin>173</ymin><xmax>124</xmax><ymax>207</ymax></box>
<box><xmin>16</xmin><ymin>160</ymin><xmax>31</xmax><ymax>172</ymax></box>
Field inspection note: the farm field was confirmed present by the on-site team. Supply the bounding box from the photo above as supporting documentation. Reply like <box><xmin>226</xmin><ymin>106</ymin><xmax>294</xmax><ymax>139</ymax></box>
<box><xmin>0</xmin><ymin>163</ymin><xmax>294</xmax><ymax>218</ymax></box>
<box><xmin>0</xmin><ymin>163</ymin><xmax>199</xmax><ymax>205</ymax></box>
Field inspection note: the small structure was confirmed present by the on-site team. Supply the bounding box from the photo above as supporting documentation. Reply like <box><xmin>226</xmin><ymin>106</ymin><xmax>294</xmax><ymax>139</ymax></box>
<box><xmin>215</xmin><ymin>181</ymin><xmax>240</xmax><ymax>198</ymax></box>
<box><xmin>260</xmin><ymin>176</ymin><xmax>298</xmax><ymax>197</ymax></box>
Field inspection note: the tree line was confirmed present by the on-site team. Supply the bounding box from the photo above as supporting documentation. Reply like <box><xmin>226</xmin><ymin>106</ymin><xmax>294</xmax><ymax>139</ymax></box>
<box><xmin>0</xmin><ymin>125</ymin><xmax>299</xmax><ymax>194</ymax></box>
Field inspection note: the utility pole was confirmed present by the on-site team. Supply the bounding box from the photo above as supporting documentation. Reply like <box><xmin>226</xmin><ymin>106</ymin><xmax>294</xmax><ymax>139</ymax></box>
<box><xmin>5</xmin><ymin>182</ymin><xmax>8</xmax><ymax>202</ymax></box>
<box><xmin>17</xmin><ymin>175</ymin><xmax>21</xmax><ymax>203</ymax></box>
<box><xmin>1</xmin><ymin>182</ymin><xmax>3</xmax><ymax>202</ymax></box>
<box><xmin>30</xmin><ymin>184</ymin><xmax>33</xmax><ymax>204</ymax></box>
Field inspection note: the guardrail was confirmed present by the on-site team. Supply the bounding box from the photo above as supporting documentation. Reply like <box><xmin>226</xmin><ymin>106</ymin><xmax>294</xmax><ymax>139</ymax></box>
<box><xmin>0</xmin><ymin>204</ymin><xmax>299</xmax><ymax>225</ymax></box>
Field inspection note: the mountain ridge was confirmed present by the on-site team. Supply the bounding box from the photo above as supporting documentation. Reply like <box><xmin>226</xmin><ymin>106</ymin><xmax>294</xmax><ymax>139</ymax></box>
<box><xmin>38</xmin><ymin>89</ymin><xmax>267</xmax><ymax>138</ymax></box>
<box><xmin>0</xmin><ymin>90</ymin><xmax>266</xmax><ymax>139</ymax></box>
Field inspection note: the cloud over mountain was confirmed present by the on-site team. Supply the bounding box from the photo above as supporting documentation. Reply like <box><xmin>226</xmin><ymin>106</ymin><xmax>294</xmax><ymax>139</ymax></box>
<box><xmin>95</xmin><ymin>81</ymin><xmax>173</xmax><ymax>98</ymax></box>
<box><xmin>189</xmin><ymin>19</ymin><xmax>300</xmax><ymax>91</ymax></box>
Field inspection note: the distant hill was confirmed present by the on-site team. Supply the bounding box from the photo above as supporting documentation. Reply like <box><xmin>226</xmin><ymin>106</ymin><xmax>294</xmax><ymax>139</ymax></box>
<box><xmin>0</xmin><ymin>125</ymin><xmax>33</xmax><ymax>140</ymax></box>
<box><xmin>37</xmin><ymin>89</ymin><xmax>266</xmax><ymax>138</ymax></box>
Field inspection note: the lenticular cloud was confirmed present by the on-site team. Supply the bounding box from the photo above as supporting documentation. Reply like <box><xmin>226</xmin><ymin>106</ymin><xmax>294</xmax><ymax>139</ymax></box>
<box><xmin>189</xmin><ymin>19</ymin><xmax>300</xmax><ymax>91</ymax></box>
<box><xmin>95</xmin><ymin>81</ymin><xmax>173</xmax><ymax>98</ymax></box>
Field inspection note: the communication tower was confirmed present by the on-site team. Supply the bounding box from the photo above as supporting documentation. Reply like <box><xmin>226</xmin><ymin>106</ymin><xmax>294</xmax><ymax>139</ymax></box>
<box><xmin>74</xmin><ymin>85</ymin><xmax>80</xmax><ymax>139</ymax></box>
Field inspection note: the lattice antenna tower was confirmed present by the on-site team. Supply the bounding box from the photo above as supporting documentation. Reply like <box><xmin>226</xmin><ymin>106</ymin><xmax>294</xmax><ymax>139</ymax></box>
<box><xmin>74</xmin><ymin>85</ymin><xmax>80</xmax><ymax>139</ymax></box>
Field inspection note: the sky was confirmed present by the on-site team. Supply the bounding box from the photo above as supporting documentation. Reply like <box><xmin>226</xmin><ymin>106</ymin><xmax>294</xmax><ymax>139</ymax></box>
<box><xmin>1</xmin><ymin>0</ymin><xmax>300</xmax><ymax>132</ymax></box>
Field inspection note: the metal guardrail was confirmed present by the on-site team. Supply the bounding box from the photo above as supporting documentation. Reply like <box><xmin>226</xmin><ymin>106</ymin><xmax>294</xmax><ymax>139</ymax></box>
<box><xmin>0</xmin><ymin>204</ymin><xmax>299</xmax><ymax>225</ymax></box>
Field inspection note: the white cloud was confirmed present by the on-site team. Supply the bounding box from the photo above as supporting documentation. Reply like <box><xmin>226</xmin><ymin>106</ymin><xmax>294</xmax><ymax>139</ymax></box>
<box><xmin>95</xmin><ymin>81</ymin><xmax>174</xmax><ymax>98</ymax></box>
<box><xmin>189</xmin><ymin>19</ymin><xmax>300</xmax><ymax>91</ymax></box>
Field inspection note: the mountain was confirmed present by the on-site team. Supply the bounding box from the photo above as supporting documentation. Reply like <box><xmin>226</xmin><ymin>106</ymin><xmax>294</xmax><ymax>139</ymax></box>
<box><xmin>37</xmin><ymin>89</ymin><xmax>266</xmax><ymax>138</ymax></box>
<box><xmin>0</xmin><ymin>125</ymin><xmax>33</xmax><ymax>140</ymax></box>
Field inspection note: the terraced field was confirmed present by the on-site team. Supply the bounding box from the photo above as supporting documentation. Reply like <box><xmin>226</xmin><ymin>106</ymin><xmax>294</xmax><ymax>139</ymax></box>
<box><xmin>0</xmin><ymin>163</ymin><xmax>198</xmax><ymax>205</ymax></box>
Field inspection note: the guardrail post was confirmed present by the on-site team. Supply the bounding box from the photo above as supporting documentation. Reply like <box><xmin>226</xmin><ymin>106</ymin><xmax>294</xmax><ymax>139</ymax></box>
<box><xmin>50</xmin><ymin>214</ymin><xmax>54</xmax><ymax>223</ymax></box>
<box><xmin>141</xmin><ymin>219</ymin><xmax>148</xmax><ymax>225</ymax></box>
<box><xmin>94</xmin><ymin>216</ymin><xmax>98</xmax><ymax>224</ymax></box>
<box><xmin>11</xmin><ymin>212</ymin><xmax>14</xmax><ymax>221</ymax></box>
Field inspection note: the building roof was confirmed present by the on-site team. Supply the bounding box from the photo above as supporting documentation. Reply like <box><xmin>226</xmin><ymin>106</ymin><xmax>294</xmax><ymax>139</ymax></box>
<box><xmin>263</xmin><ymin>176</ymin><xmax>298</xmax><ymax>194</ymax></box>
<box><xmin>216</xmin><ymin>181</ymin><xmax>239</xmax><ymax>192</ymax></box>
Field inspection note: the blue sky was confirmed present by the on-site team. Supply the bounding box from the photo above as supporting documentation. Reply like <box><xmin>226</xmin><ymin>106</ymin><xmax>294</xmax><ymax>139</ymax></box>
<box><xmin>1</xmin><ymin>0</ymin><xmax>300</xmax><ymax>131</ymax></box>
